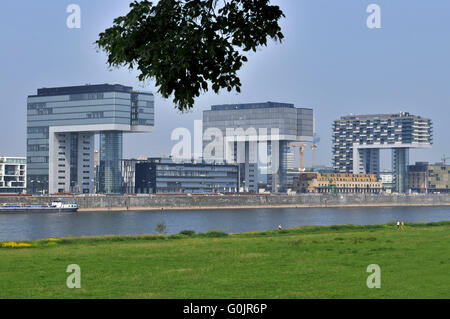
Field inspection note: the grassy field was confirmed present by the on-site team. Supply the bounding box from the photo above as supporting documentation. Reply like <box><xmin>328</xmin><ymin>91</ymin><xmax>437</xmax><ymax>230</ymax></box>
<box><xmin>0</xmin><ymin>222</ymin><xmax>449</xmax><ymax>298</ymax></box>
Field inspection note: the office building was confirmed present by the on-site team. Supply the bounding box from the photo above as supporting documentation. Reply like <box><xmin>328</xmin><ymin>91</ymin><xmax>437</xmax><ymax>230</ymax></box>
<box><xmin>293</xmin><ymin>172</ymin><xmax>382</xmax><ymax>194</ymax></box>
<box><xmin>203</xmin><ymin>102</ymin><xmax>314</xmax><ymax>193</ymax></box>
<box><xmin>0</xmin><ymin>157</ymin><xmax>27</xmax><ymax>194</ymax></box>
<box><xmin>332</xmin><ymin>112</ymin><xmax>432</xmax><ymax>193</ymax></box>
<box><xmin>27</xmin><ymin>84</ymin><xmax>154</xmax><ymax>194</ymax></box>
<box><xmin>123</xmin><ymin>158</ymin><xmax>239</xmax><ymax>194</ymax></box>
<box><xmin>408</xmin><ymin>162</ymin><xmax>450</xmax><ymax>193</ymax></box>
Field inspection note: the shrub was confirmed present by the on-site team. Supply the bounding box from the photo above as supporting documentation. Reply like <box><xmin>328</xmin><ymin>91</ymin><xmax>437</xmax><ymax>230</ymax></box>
<box><xmin>155</xmin><ymin>221</ymin><xmax>167</xmax><ymax>235</ymax></box>
<box><xmin>204</xmin><ymin>230</ymin><xmax>228</xmax><ymax>238</ymax></box>
<box><xmin>168</xmin><ymin>234</ymin><xmax>184</xmax><ymax>240</ymax></box>
<box><xmin>179</xmin><ymin>230</ymin><xmax>196</xmax><ymax>236</ymax></box>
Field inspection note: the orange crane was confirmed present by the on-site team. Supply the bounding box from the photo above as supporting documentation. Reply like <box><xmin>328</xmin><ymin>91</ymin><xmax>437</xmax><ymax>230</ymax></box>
<box><xmin>288</xmin><ymin>142</ymin><xmax>305</xmax><ymax>173</ymax></box>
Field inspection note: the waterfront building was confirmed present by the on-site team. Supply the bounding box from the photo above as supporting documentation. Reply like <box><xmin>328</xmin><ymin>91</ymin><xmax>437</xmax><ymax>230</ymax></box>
<box><xmin>0</xmin><ymin>157</ymin><xmax>27</xmax><ymax>194</ymax></box>
<box><xmin>286</xmin><ymin>170</ymin><xmax>300</xmax><ymax>191</ymax></box>
<box><xmin>408</xmin><ymin>162</ymin><xmax>450</xmax><ymax>194</ymax></box>
<box><xmin>123</xmin><ymin>157</ymin><xmax>239</xmax><ymax>194</ymax></box>
<box><xmin>379</xmin><ymin>170</ymin><xmax>394</xmax><ymax>193</ymax></box>
<box><xmin>293</xmin><ymin>172</ymin><xmax>382</xmax><ymax>194</ymax></box>
<box><xmin>26</xmin><ymin>84</ymin><xmax>154</xmax><ymax>194</ymax></box>
<box><xmin>203</xmin><ymin>102</ymin><xmax>314</xmax><ymax>193</ymax></box>
<box><xmin>332</xmin><ymin>112</ymin><xmax>432</xmax><ymax>193</ymax></box>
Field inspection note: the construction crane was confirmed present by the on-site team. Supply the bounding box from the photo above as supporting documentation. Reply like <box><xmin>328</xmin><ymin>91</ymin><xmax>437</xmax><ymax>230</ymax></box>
<box><xmin>288</xmin><ymin>142</ymin><xmax>305</xmax><ymax>173</ymax></box>
<box><xmin>442</xmin><ymin>155</ymin><xmax>450</xmax><ymax>164</ymax></box>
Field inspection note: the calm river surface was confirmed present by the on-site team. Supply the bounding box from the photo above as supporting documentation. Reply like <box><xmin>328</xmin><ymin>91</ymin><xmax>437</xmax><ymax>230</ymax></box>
<box><xmin>0</xmin><ymin>206</ymin><xmax>449</xmax><ymax>241</ymax></box>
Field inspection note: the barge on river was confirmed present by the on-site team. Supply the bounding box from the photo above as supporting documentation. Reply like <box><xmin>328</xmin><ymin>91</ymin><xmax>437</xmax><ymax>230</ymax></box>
<box><xmin>0</xmin><ymin>201</ymin><xmax>78</xmax><ymax>213</ymax></box>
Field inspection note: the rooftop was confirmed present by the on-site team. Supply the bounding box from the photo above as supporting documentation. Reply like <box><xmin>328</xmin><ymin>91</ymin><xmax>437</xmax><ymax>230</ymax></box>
<box><xmin>211</xmin><ymin>102</ymin><xmax>295</xmax><ymax>111</ymax></box>
<box><xmin>30</xmin><ymin>84</ymin><xmax>134</xmax><ymax>97</ymax></box>
<box><xmin>338</xmin><ymin>112</ymin><xmax>430</xmax><ymax>121</ymax></box>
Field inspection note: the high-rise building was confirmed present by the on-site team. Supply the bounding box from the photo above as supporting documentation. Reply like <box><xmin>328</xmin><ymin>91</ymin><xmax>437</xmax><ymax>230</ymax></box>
<box><xmin>203</xmin><ymin>102</ymin><xmax>314</xmax><ymax>192</ymax></box>
<box><xmin>0</xmin><ymin>157</ymin><xmax>26</xmax><ymax>194</ymax></box>
<box><xmin>27</xmin><ymin>84</ymin><xmax>154</xmax><ymax>194</ymax></box>
<box><xmin>332</xmin><ymin>112</ymin><xmax>432</xmax><ymax>193</ymax></box>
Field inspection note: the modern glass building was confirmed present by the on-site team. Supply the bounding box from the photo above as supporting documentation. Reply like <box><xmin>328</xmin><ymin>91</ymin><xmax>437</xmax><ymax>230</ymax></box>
<box><xmin>0</xmin><ymin>157</ymin><xmax>27</xmax><ymax>194</ymax></box>
<box><xmin>203</xmin><ymin>102</ymin><xmax>314</xmax><ymax>192</ymax></box>
<box><xmin>332</xmin><ymin>112</ymin><xmax>432</xmax><ymax>193</ymax></box>
<box><xmin>27</xmin><ymin>84</ymin><xmax>154</xmax><ymax>194</ymax></box>
<box><xmin>123</xmin><ymin>158</ymin><xmax>239</xmax><ymax>194</ymax></box>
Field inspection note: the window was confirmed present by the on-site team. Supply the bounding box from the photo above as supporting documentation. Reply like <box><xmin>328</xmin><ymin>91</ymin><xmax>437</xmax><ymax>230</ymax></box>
<box><xmin>27</xmin><ymin>102</ymin><xmax>46</xmax><ymax>110</ymax></box>
<box><xmin>37</xmin><ymin>108</ymin><xmax>53</xmax><ymax>115</ymax></box>
<box><xmin>86</xmin><ymin>111</ymin><xmax>104</xmax><ymax>119</ymax></box>
<box><xmin>70</xmin><ymin>92</ymin><xmax>104</xmax><ymax>101</ymax></box>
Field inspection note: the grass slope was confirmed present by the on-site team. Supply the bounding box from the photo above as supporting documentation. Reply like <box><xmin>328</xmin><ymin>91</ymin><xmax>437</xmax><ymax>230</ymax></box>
<box><xmin>0</xmin><ymin>222</ymin><xmax>449</xmax><ymax>298</ymax></box>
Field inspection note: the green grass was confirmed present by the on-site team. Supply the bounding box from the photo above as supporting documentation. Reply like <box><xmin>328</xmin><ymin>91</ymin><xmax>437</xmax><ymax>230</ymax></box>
<box><xmin>0</xmin><ymin>222</ymin><xmax>449</xmax><ymax>298</ymax></box>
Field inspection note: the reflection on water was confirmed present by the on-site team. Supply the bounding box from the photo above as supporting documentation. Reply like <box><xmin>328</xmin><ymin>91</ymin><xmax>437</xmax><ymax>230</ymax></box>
<box><xmin>0</xmin><ymin>206</ymin><xmax>449</xmax><ymax>241</ymax></box>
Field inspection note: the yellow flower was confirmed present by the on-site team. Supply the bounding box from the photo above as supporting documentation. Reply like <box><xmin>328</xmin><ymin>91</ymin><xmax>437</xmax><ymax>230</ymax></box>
<box><xmin>1</xmin><ymin>241</ymin><xmax>32</xmax><ymax>248</ymax></box>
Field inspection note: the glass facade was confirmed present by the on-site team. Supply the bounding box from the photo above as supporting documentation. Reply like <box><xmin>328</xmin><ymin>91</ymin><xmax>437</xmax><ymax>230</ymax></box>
<box><xmin>27</xmin><ymin>84</ymin><xmax>154</xmax><ymax>194</ymax></box>
<box><xmin>128</xmin><ymin>158</ymin><xmax>239</xmax><ymax>194</ymax></box>
<box><xmin>98</xmin><ymin>131</ymin><xmax>123</xmax><ymax>194</ymax></box>
<box><xmin>392</xmin><ymin>148</ymin><xmax>409</xmax><ymax>193</ymax></box>
<box><xmin>203</xmin><ymin>102</ymin><xmax>314</xmax><ymax>193</ymax></box>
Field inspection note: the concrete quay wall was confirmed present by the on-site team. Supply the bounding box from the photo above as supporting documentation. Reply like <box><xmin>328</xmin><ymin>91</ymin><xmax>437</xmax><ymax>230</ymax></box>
<box><xmin>1</xmin><ymin>194</ymin><xmax>449</xmax><ymax>211</ymax></box>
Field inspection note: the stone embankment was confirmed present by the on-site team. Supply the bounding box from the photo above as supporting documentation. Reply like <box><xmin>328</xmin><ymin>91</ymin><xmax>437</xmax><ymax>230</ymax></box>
<box><xmin>1</xmin><ymin>193</ymin><xmax>449</xmax><ymax>212</ymax></box>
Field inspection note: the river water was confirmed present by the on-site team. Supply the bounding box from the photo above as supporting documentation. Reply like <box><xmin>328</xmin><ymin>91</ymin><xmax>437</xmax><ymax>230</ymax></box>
<box><xmin>0</xmin><ymin>206</ymin><xmax>449</xmax><ymax>241</ymax></box>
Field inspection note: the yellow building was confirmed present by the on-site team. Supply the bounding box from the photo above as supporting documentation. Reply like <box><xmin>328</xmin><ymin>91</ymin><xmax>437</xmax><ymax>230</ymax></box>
<box><xmin>293</xmin><ymin>172</ymin><xmax>382</xmax><ymax>194</ymax></box>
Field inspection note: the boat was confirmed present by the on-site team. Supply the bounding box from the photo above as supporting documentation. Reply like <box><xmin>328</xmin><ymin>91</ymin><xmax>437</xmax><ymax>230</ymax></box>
<box><xmin>0</xmin><ymin>201</ymin><xmax>79</xmax><ymax>213</ymax></box>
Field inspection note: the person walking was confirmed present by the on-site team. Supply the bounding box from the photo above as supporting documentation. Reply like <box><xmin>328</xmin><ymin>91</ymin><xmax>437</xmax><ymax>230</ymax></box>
<box><xmin>278</xmin><ymin>224</ymin><xmax>282</xmax><ymax>231</ymax></box>
<box><xmin>401</xmin><ymin>220</ymin><xmax>405</xmax><ymax>231</ymax></box>
<box><xmin>397</xmin><ymin>220</ymin><xmax>400</xmax><ymax>231</ymax></box>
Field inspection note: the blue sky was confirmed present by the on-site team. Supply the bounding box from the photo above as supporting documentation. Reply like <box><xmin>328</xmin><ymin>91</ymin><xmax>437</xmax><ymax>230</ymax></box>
<box><xmin>0</xmin><ymin>0</ymin><xmax>449</xmax><ymax>169</ymax></box>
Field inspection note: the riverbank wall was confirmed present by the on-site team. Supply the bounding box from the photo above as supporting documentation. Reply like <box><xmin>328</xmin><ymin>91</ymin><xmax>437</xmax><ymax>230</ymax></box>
<box><xmin>1</xmin><ymin>193</ymin><xmax>449</xmax><ymax>212</ymax></box>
